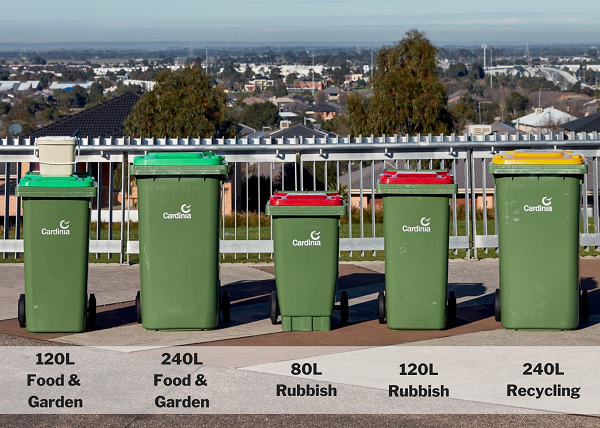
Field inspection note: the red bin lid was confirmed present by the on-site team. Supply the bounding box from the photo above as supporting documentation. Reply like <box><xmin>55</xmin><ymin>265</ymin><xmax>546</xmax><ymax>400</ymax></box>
<box><xmin>268</xmin><ymin>192</ymin><xmax>345</xmax><ymax>206</ymax></box>
<box><xmin>378</xmin><ymin>170</ymin><xmax>454</xmax><ymax>185</ymax></box>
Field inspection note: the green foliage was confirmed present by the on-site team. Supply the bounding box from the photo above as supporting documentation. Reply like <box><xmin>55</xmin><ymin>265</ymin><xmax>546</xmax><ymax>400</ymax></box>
<box><xmin>238</xmin><ymin>101</ymin><xmax>279</xmax><ymax>130</ymax></box>
<box><xmin>114</xmin><ymin>84</ymin><xmax>141</xmax><ymax>96</ymax></box>
<box><xmin>505</xmin><ymin>91</ymin><xmax>528</xmax><ymax>116</ymax></box>
<box><xmin>124</xmin><ymin>65</ymin><xmax>232</xmax><ymax>138</ymax></box>
<box><xmin>469</xmin><ymin>62</ymin><xmax>485</xmax><ymax>80</ymax></box>
<box><xmin>445</xmin><ymin>63</ymin><xmax>468</xmax><ymax>78</ymax></box>
<box><xmin>274</xmin><ymin>85</ymin><xmax>288</xmax><ymax>97</ymax></box>
<box><xmin>30</xmin><ymin>56</ymin><xmax>46</xmax><ymax>65</ymax></box>
<box><xmin>285</xmin><ymin>73</ymin><xmax>298</xmax><ymax>85</ymax></box>
<box><xmin>347</xmin><ymin>29</ymin><xmax>451</xmax><ymax>136</ymax></box>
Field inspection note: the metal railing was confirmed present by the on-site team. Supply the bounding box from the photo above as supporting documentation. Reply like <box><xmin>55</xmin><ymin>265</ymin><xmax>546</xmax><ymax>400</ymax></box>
<box><xmin>2</xmin><ymin>132</ymin><xmax>600</xmax><ymax>262</ymax></box>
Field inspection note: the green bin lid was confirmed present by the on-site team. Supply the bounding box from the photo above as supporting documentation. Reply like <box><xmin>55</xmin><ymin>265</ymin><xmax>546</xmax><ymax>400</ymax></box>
<box><xmin>133</xmin><ymin>152</ymin><xmax>226</xmax><ymax>166</ymax></box>
<box><xmin>16</xmin><ymin>172</ymin><xmax>97</xmax><ymax>198</ymax></box>
<box><xmin>131</xmin><ymin>152</ymin><xmax>229</xmax><ymax>176</ymax></box>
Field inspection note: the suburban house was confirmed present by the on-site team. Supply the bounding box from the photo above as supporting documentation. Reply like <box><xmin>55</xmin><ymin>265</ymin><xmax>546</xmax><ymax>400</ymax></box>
<box><xmin>49</xmin><ymin>81</ymin><xmax>95</xmax><ymax>91</ymax></box>
<box><xmin>512</xmin><ymin>107</ymin><xmax>576</xmax><ymax>133</ymax></box>
<box><xmin>306</xmin><ymin>103</ymin><xmax>339</xmax><ymax>121</ymax></box>
<box><xmin>0</xmin><ymin>81</ymin><xmax>41</xmax><ymax>92</ymax></box>
<box><xmin>562</xmin><ymin>111</ymin><xmax>600</xmax><ymax>134</ymax></box>
<box><xmin>322</xmin><ymin>86</ymin><xmax>342</xmax><ymax>101</ymax></box>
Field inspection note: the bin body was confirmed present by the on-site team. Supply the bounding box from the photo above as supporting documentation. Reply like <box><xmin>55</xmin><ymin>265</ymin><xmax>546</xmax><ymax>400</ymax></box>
<box><xmin>489</xmin><ymin>150</ymin><xmax>587</xmax><ymax>330</ymax></box>
<box><xmin>131</xmin><ymin>152</ymin><xmax>228</xmax><ymax>330</ymax></box>
<box><xmin>377</xmin><ymin>171</ymin><xmax>457</xmax><ymax>330</ymax></box>
<box><xmin>266</xmin><ymin>192</ymin><xmax>346</xmax><ymax>331</ymax></box>
<box><xmin>16</xmin><ymin>173</ymin><xmax>96</xmax><ymax>333</ymax></box>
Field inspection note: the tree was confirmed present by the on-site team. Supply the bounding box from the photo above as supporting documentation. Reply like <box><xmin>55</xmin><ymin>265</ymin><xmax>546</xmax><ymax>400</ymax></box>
<box><xmin>124</xmin><ymin>65</ymin><xmax>233</xmax><ymax>138</ymax></box>
<box><xmin>285</xmin><ymin>73</ymin><xmax>298</xmax><ymax>85</ymax></box>
<box><xmin>30</xmin><ymin>56</ymin><xmax>46</xmax><ymax>65</ymax></box>
<box><xmin>346</xmin><ymin>29</ymin><xmax>451</xmax><ymax>136</ymax></box>
<box><xmin>274</xmin><ymin>85</ymin><xmax>288</xmax><ymax>98</ymax></box>
<box><xmin>505</xmin><ymin>91</ymin><xmax>528</xmax><ymax>117</ymax></box>
<box><xmin>446</xmin><ymin>62</ymin><xmax>468</xmax><ymax>78</ymax></box>
<box><xmin>238</xmin><ymin>101</ymin><xmax>279</xmax><ymax>130</ymax></box>
<box><xmin>470</xmin><ymin>63</ymin><xmax>485</xmax><ymax>80</ymax></box>
<box><xmin>315</xmin><ymin>91</ymin><xmax>327</xmax><ymax>104</ymax></box>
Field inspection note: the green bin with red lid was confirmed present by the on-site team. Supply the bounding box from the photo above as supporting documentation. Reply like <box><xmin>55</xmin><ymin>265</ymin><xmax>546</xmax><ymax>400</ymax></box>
<box><xmin>376</xmin><ymin>170</ymin><xmax>458</xmax><ymax>330</ymax></box>
<box><xmin>265</xmin><ymin>191</ymin><xmax>348</xmax><ymax>331</ymax></box>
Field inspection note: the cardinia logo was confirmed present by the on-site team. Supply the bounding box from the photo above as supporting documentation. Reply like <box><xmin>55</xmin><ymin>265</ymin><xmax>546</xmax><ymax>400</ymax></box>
<box><xmin>293</xmin><ymin>230</ymin><xmax>322</xmax><ymax>247</ymax></box>
<box><xmin>42</xmin><ymin>220</ymin><xmax>71</xmax><ymax>235</ymax></box>
<box><xmin>402</xmin><ymin>217</ymin><xmax>431</xmax><ymax>233</ymax></box>
<box><xmin>524</xmin><ymin>196</ymin><xmax>553</xmax><ymax>212</ymax></box>
<box><xmin>163</xmin><ymin>204</ymin><xmax>192</xmax><ymax>219</ymax></box>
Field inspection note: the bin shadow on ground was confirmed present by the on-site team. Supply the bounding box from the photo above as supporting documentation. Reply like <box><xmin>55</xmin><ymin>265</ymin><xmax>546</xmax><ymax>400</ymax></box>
<box><xmin>87</xmin><ymin>276</ymin><xmax>495</xmax><ymax>332</ymax></box>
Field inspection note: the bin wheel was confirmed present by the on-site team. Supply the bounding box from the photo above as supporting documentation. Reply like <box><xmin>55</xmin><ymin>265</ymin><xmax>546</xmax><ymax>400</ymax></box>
<box><xmin>377</xmin><ymin>291</ymin><xmax>386</xmax><ymax>324</ymax></box>
<box><xmin>135</xmin><ymin>291</ymin><xmax>142</xmax><ymax>324</ymax></box>
<box><xmin>339</xmin><ymin>291</ymin><xmax>349</xmax><ymax>325</ymax></box>
<box><xmin>580</xmin><ymin>290</ymin><xmax>589</xmax><ymax>324</ymax></box>
<box><xmin>18</xmin><ymin>294</ymin><xmax>26</xmax><ymax>328</ymax></box>
<box><xmin>446</xmin><ymin>291</ymin><xmax>456</xmax><ymax>328</ymax></box>
<box><xmin>87</xmin><ymin>294</ymin><xmax>96</xmax><ymax>328</ymax></box>
<box><xmin>221</xmin><ymin>291</ymin><xmax>231</xmax><ymax>323</ymax></box>
<box><xmin>494</xmin><ymin>288</ymin><xmax>501</xmax><ymax>322</ymax></box>
<box><xmin>270</xmin><ymin>291</ymin><xmax>278</xmax><ymax>325</ymax></box>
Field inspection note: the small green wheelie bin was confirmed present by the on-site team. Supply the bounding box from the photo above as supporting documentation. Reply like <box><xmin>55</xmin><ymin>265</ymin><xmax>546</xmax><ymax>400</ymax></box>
<box><xmin>131</xmin><ymin>152</ymin><xmax>231</xmax><ymax>330</ymax></box>
<box><xmin>15</xmin><ymin>172</ymin><xmax>97</xmax><ymax>333</ymax></box>
<box><xmin>376</xmin><ymin>170</ymin><xmax>458</xmax><ymax>330</ymax></box>
<box><xmin>266</xmin><ymin>192</ymin><xmax>348</xmax><ymax>331</ymax></box>
<box><xmin>489</xmin><ymin>150</ymin><xmax>588</xmax><ymax>330</ymax></box>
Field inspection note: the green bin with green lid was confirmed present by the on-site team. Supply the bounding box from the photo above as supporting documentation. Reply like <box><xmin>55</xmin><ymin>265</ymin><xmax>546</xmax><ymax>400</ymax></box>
<box><xmin>265</xmin><ymin>192</ymin><xmax>348</xmax><ymax>331</ymax></box>
<box><xmin>15</xmin><ymin>172</ymin><xmax>97</xmax><ymax>333</ymax></box>
<box><xmin>376</xmin><ymin>170</ymin><xmax>458</xmax><ymax>330</ymax></box>
<box><xmin>130</xmin><ymin>152</ymin><xmax>231</xmax><ymax>330</ymax></box>
<box><xmin>488</xmin><ymin>150</ymin><xmax>588</xmax><ymax>330</ymax></box>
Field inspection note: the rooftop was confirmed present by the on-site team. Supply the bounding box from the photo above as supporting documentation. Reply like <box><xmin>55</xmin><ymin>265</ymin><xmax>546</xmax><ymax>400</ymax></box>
<box><xmin>28</xmin><ymin>91</ymin><xmax>141</xmax><ymax>138</ymax></box>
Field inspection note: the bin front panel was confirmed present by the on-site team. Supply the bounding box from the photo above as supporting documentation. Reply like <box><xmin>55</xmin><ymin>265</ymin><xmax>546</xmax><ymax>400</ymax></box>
<box><xmin>383</xmin><ymin>195</ymin><xmax>450</xmax><ymax>329</ymax></box>
<box><xmin>495</xmin><ymin>175</ymin><xmax>581</xmax><ymax>330</ymax></box>
<box><xmin>23</xmin><ymin>197</ymin><xmax>90</xmax><ymax>333</ymax></box>
<box><xmin>272</xmin><ymin>216</ymin><xmax>339</xmax><ymax>326</ymax></box>
<box><xmin>137</xmin><ymin>176</ymin><xmax>221</xmax><ymax>330</ymax></box>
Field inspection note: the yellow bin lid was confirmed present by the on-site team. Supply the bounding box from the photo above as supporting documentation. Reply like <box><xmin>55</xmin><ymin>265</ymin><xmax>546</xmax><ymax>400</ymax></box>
<box><xmin>492</xmin><ymin>150</ymin><xmax>585</xmax><ymax>165</ymax></box>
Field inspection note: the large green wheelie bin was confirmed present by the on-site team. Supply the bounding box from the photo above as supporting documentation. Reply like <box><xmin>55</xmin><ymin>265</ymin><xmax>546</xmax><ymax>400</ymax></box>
<box><xmin>376</xmin><ymin>170</ymin><xmax>458</xmax><ymax>329</ymax></box>
<box><xmin>131</xmin><ymin>152</ymin><xmax>230</xmax><ymax>330</ymax></box>
<box><xmin>488</xmin><ymin>150</ymin><xmax>588</xmax><ymax>330</ymax></box>
<box><xmin>266</xmin><ymin>192</ymin><xmax>348</xmax><ymax>331</ymax></box>
<box><xmin>15</xmin><ymin>172</ymin><xmax>97</xmax><ymax>333</ymax></box>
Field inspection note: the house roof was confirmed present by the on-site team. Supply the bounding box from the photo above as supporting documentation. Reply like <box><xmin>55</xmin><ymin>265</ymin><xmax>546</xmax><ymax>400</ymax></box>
<box><xmin>323</xmin><ymin>86</ymin><xmax>341</xmax><ymax>95</ymax></box>
<box><xmin>562</xmin><ymin>111</ymin><xmax>600</xmax><ymax>132</ymax></box>
<box><xmin>235</xmin><ymin>123</ymin><xmax>256</xmax><ymax>137</ymax></box>
<box><xmin>28</xmin><ymin>91</ymin><xmax>141</xmax><ymax>138</ymax></box>
<box><xmin>512</xmin><ymin>106</ymin><xmax>576</xmax><ymax>128</ymax></box>
<box><xmin>306</xmin><ymin>103</ymin><xmax>338</xmax><ymax>113</ymax></box>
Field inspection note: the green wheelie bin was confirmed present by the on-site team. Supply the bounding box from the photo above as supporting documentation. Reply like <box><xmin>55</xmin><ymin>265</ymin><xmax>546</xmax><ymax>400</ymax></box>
<box><xmin>15</xmin><ymin>172</ymin><xmax>97</xmax><ymax>333</ymax></box>
<box><xmin>489</xmin><ymin>150</ymin><xmax>588</xmax><ymax>330</ymax></box>
<box><xmin>266</xmin><ymin>192</ymin><xmax>348</xmax><ymax>331</ymax></box>
<box><xmin>376</xmin><ymin>170</ymin><xmax>458</xmax><ymax>330</ymax></box>
<box><xmin>131</xmin><ymin>152</ymin><xmax>230</xmax><ymax>330</ymax></box>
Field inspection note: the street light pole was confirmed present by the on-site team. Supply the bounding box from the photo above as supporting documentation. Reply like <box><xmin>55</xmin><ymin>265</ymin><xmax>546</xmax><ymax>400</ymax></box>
<box><xmin>482</xmin><ymin>44</ymin><xmax>487</xmax><ymax>69</ymax></box>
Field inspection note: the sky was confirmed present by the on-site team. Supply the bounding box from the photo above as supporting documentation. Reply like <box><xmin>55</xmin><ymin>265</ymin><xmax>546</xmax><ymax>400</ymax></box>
<box><xmin>1</xmin><ymin>0</ymin><xmax>599</xmax><ymax>46</ymax></box>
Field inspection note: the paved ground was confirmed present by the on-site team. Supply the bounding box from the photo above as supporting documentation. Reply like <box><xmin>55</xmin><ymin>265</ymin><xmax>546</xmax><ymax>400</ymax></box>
<box><xmin>1</xmin><ymin>258</ymin><xmax>600</xmax><ymax>425</ymax></box>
